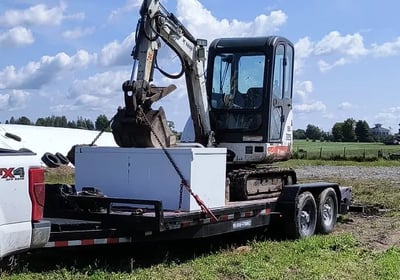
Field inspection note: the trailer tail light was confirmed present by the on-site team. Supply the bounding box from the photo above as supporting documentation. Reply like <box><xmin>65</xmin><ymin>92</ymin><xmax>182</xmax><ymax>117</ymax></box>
<box><xmin>28</xmin><ymin>168</ymin><xmax>45</xmax><ymax>222</ymax></box>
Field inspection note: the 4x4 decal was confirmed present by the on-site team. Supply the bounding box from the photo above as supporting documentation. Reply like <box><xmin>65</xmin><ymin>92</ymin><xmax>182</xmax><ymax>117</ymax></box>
<box><xmin>0</xmin><ymin>167</ymin><xmax>25</xmax><ymax>181</ymax></box>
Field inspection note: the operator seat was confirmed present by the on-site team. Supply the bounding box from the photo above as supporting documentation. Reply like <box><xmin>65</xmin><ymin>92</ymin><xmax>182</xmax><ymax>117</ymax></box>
<box><xmin>245</xmin><ymin>87</ymin><xmax>263</xmax><ymax>108</ymax></box>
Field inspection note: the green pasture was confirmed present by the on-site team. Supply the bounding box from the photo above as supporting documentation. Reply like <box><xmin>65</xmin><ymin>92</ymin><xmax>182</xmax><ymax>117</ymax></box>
<box><xmin>293</xmin><ymin>140</ymin><xmax>400</xmax><ymax>160</ymax></box>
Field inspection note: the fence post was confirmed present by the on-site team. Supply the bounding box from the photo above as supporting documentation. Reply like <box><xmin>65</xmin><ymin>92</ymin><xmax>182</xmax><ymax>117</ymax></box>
<box><xmin>343</xmin><ymin>147</ymin><xmax>346</xmax><ymax>159</ymax></box>
<box><xmin>320</xmin><ymin>147</ymin><xmax>322</xmax><ymax>159</ymax></box>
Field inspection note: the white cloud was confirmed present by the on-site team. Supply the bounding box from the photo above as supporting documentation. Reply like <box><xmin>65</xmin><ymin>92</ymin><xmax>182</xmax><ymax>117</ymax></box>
<box><xmin>387</xmin><ymin>106</ymin><xmax>400</xmax><ymax>113</ymax></box>
<box><xmin>295</xmin><ymin>80</ymin><xmax>313</xmax><ymax>99</ymax></box>
<box><xmin>176</xmin><ymin>0</ymin><xmax>287</xmax><ymax>40</ymax></box>
<box><xmin>50</xmin><ymin>70</ymin><xmax>129</xmax><ymax>115</ymax></box>
<box><xmin>62</xmin><ymin>27</ymin><xmax>95</xmax><ymax>40</ymax></box>
<box><xmin>108</xmin><ymin>0</ymin><xmax>142</xmax><ymax>21</ymax></box>
<box><xmin>101</xmin><ymin>1</ymin><xmax>288</xmax><ymax>71</ymax></box>
<box><xmin>338</xmin><ymin>102</ymin><xmax>353</xmax><ymax>110</ymax></box>
<box><xmin>0</xmin><ymin>3</ymin><xmax>67</xmax><ymax>27</ymax></box>
<box><xmin>0</xmin><ymin>27</ymin><xmax>34</xmax><ymax>47</ymax></box>
<box><xmin>68</xmin><ymin>71</ymin><xmax>129</xmax><ymax>99</ymax></box>
<box><xmin>373</xmin><ymin>106</ymin><xmax>400</xmax><ymax>130</ymax></box>
<box><xmin>318</xmin><ymin>57</ymin><xmax>348</xmax><ymax>72</ymax></box>
<box><xmin>371</xmin><ymin>37</ymin><xmax>400</xmax><ymax>57</ymax></box>
<box><xmin>295</xmin><ymin>37</ymin><xmax>314</xmax><ymax>59</ymax></box>
<box><xmin>98</xmin><ymin>33</ymin><xmax>135</xmax><ymax>67</ymax></box>
<box><xmin>294</xmin><ymin>37</ymin><xmax>314</xmax><ymax>74</ymax></box>
<box><xmin>0</xmin><ymin>50</ymin><xmax>95</xmax><ymax>89</ymax></box>
<box><xmin>296</xmin><ymin>31</ymin><xmax>400</xmax><ymax>73</ymax></box>
<box><xmin>314</xmin><ymin>31</ymin><xmax>367</xmax><ymax>57</ymax></box>
<box><xmin>0</xmin><ymin>90</ymin><xmax>30</xmax><ymax>111</ymax></box>
<box><xmin>294</xmin><ymin>101</ymin><xmax>326</xmax><ymax>113</ymax></box>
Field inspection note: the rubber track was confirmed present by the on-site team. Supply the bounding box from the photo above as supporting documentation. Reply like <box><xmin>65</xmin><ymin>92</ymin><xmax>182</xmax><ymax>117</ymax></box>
<box><xmin>228</xmin><ymin>166</ymin><xmax>297</xmax><ymax>201</ymax></box>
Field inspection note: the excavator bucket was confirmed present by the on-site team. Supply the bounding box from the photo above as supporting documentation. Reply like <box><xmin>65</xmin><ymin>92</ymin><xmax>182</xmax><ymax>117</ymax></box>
<box><xmin>111</xmin><ymin>106</ymin><xmax>176</xmax><ymax>148</ymax></box>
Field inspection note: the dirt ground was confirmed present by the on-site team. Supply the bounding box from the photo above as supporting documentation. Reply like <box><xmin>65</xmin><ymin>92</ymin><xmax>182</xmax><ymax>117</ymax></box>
<box><xmin>295</xmin><ymin>165</ymin><xmax>400</xmax><ymax>251</ymax></box>
<box><xmin>335</xmin><ymin>211</ymin><xmax>400</xmax><ymax>251</ymax></box>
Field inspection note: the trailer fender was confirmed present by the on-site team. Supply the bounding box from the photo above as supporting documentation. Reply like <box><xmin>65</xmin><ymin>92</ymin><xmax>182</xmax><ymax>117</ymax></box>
<box><xmin>276</xmin><ymin>183</ymin><xmax>342</xmax><ymax>234</ymax></box>
<box><xmin>279</xmin><ymin>182</ymin><xmax>342</xmax><ymax>206</ymax></box>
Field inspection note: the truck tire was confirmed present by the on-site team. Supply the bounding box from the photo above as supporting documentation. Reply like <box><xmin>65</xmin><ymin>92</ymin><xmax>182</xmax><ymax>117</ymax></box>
<box><xmin>285</xmin><ymin>191</ymin><xmax>317</xmax><ymax>239</ymax></box>
<box><xmin>0</xmin><ymin>254</ymin><xmax>18</xmax><ymax>273</ymax></box>
<box><xmin>55</xmin><ymin>152</ymin><xmax>70</xmax><ymax>165</ymax></box>
<box><xmin>316</xmin><ymin>187</ymin><xmax>338</xmax><ymax>234</ymax></box>
<box><xmin>41</xmin><ymin>152</ymin><xmax>61</xmax><ymax>168</ymax></box>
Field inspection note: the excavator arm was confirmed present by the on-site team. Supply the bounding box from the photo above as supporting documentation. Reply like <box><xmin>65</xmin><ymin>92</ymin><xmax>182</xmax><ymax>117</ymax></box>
<box><xmin>111</xmin><ymin>0</ymin><xmax>212</xmax><ymax>147</ymax></box>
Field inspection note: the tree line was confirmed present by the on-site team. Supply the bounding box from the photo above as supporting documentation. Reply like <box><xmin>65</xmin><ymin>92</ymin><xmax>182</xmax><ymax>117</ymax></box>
<box><xmin>3</xmin><ymin>115</ymin><xmax>179</xmax><ymax>135</ymax></box>
<box><xmin>4</xmin><ymin>115</ymin><xmax>394</xmax><ymax>143</ymax></box>
<box><xmin>4</xmin><ymin>115</ymin><xmax>112</xmax><ymax>131</ymax></box>
<box><xmin>294</xmin><ymin>118</ymin><xmax>395</xmax><ymax>143</ymax></box>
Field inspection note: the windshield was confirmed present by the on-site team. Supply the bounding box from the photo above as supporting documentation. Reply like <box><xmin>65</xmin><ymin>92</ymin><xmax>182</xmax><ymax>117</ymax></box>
<box><xmin>211</xmin><ymin>53</ymin><xmax>265</xmax><ymax>110</ymax></box>
<box><xmin>210</xmin><ymin>53</ymin><xmax>265</xmax><ymax>131</ymax></box>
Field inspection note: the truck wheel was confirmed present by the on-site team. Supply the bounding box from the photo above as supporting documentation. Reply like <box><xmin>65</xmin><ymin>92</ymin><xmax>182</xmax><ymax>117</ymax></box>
<box><xmin>316</xmin><ymin>187</ymin><xmax>338</xmax><ymax>234</ymax></box>
<box><xmin>41</xmin><ymin>152</ymin><xmax>61</xmax><ymax>168</ymax></box>
<box><xmin>286</xmin><ymin>191</ymin><xmax>317</xmax><ymax>238</ymax></box>
<box><xmin>0</xmin><ymin>254</ymin><xmax>18</xmax><ymax>273</ymax></box>
<box><xmin>55</xmin><ymin>152</ymin><xmax>70</xmax><ymax>165</ymax></box>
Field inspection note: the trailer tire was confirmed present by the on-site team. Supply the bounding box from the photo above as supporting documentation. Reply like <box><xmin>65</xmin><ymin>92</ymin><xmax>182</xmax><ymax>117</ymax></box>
<box><xmin>286</xmin><ymin>191</ymin><xmax>317</xmax><ymax>239</ymax></box>
<box><xmin>41</xmin><ymin>152</ymin><xmax>61</xmax><ymax>168</ymax></box>
<box><xmin>316</xmin><ymin>187</ymin><xmax>338</xmax><ymax>234</ymax></box>
<box><xmin>55</xmin><ymin>152</ymin><xmax>70</xmax><ymax>165</ymax></box>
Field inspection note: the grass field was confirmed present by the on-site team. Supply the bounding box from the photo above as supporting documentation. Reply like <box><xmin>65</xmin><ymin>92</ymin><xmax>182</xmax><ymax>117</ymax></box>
<box><xmin>293</xmin><ymin>140</ymin><xmax>400</xmax><ymax>160</ymax></box>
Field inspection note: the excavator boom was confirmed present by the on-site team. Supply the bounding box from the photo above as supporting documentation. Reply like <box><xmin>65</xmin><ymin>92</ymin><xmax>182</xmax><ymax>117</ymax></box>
<box><xmin>111</xmin><ymin>0</ymin><xmax>211</xmax><ymax>148</ymax></box>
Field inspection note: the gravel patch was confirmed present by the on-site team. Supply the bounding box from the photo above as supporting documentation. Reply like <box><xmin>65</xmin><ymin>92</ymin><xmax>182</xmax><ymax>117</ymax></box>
<box><xmin>295</xmin><ymin>166</ymin><xmax>400</xmax><ymax>181</ymax></box>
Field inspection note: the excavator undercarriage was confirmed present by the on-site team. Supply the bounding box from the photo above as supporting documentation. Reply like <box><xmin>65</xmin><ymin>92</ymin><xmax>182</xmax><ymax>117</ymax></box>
<box><xmin>227</xmin><ymin>165</ymin><xmax>297</xmax><ymax>201</ymax></box>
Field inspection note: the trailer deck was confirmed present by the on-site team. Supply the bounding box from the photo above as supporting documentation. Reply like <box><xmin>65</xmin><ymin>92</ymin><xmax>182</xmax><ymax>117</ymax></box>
<box><xmin>43</xmin><ymin>182</ymin><xmax>352</xmax><ymax>248</ymax></box>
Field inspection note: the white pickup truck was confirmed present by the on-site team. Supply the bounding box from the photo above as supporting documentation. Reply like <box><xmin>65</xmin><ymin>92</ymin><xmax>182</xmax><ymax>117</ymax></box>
<box><xmin>0</xmin><ymin>141</ymin><xmax>50</xmax><ymax>262</ymax></box>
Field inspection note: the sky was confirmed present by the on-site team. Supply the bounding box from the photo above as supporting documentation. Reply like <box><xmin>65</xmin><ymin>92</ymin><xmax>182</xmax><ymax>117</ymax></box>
<box><xmin>1</xmin><ymin>0</ymin><xmax>400</xmax><ymax>134</ymax></box>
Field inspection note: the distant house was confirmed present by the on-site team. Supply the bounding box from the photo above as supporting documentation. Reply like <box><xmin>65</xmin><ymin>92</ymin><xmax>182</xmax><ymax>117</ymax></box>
<box><xmin>370</xmin><ymin>124</ymin><xmax>390</xmax><ymax>137</ymax></box>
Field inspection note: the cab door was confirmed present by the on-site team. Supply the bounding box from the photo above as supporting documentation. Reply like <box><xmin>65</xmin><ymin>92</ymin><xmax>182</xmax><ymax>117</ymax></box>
<box><xmin>269</xmin><ymin>43</ymin><xmax>294</xmax><ymax>141</ymax></box>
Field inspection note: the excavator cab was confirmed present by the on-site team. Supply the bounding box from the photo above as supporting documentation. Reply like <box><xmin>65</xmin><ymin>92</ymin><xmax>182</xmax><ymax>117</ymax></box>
<box><xmin>206</xmin><ymin>36</ymin><xmax>295</xmax><ymax>163</ymax></box>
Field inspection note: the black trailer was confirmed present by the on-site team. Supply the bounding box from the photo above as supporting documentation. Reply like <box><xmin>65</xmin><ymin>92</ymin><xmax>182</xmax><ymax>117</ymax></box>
<box><xmin>42</xmin><ymin>182</ymin><xmax>352</xmax><ymax>249</ymax></box>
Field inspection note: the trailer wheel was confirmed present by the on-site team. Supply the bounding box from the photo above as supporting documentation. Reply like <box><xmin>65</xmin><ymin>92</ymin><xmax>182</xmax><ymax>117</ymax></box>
<box><xmin>286</xmin><ymin>191</ymin><xmax>317</xmax><ymax>238</ymax></box>
<box><xmin>316</xmin><ymin>187</ymin><xmax>338</xmax><ymax>234</ymax></box>
<box><xmin>41</xmin><ymin>152</ymin><xmax>61</xmax><ymax>168</ymax></box>
<box><xmin>55</xmin><ymin>152</ymin><xmax>70</xmax><ymax>165</ymax></box>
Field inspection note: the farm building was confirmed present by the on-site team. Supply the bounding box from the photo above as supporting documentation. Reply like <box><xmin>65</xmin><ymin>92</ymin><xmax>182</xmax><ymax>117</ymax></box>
<box><xmin>370</xmin><ymin>123</ymin><xmax>390</xmax><ymax>137</ymax></box>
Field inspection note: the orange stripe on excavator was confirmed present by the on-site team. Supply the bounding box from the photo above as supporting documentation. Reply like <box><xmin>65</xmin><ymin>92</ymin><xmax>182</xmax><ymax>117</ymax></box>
<box><xmin>267</xmin><ymin>145</ymin><xmax>290</xmax><ymax>160</ymax></box>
